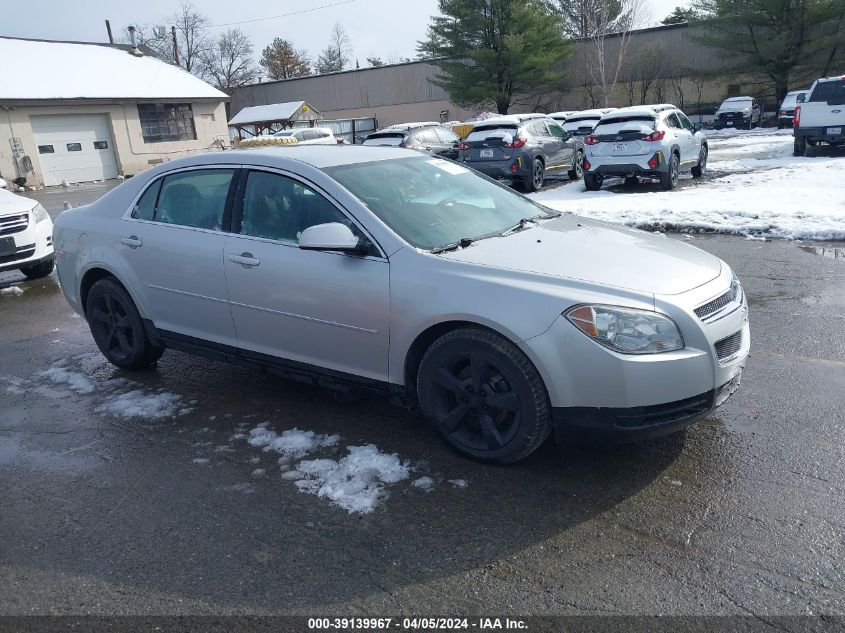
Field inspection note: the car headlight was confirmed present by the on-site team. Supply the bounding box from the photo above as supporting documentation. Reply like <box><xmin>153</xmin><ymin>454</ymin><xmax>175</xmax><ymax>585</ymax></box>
<box><xmin>32</xmin><ymin>203</ymin><xmax>50</xmax><ymax>223</ymax></box>
<box><xmin>565</xmin><ymin>305</ymin><xmax>684</xmax><ymax>354</ymax></box>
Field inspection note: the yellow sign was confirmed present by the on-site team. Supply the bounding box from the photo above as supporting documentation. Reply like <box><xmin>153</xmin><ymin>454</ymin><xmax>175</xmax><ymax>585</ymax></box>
<box><xmin>302</xmin><ymin>104</ymin><xmax>310</xmax><ymax>112</ymax></box>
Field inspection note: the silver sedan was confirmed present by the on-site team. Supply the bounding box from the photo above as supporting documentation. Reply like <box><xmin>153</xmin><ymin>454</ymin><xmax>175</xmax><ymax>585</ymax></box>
<box><xmin>53</xmin><ymin>146</ymin><xmax>749</xmax><ymax>463</ymax></box>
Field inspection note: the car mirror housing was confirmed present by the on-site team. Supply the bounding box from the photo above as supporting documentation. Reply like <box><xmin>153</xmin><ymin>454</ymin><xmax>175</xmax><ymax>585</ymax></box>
<box><xmin>299</xmin><ymin>222</ymin><xmax>366</xmax><ymax>254</ymax></box>
<box><xmin>693</xmin><ymin>123</ymin><xmax>702</xmax><ymax>132</ymax></box>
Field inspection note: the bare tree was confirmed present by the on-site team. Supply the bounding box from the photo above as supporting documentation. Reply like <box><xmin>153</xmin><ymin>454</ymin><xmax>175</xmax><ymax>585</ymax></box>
<box><xmin>582</xmin><ymin>0</ymin><xmax>650</xmax><ymax>107</ymax></box>
<box><xmin>171</xmin><ymin>0</ymin><xmax>210</xmax><ymax>75</ymax></box>
<box><xmin>315</xmin><ymin>22</ymin><xmax>352</xmax><ymax>73</ymax></box>
<box><xmin>119</xmin><ymin>25</ymin><xmax>172</xmax><ymax>62</ymax></box>
<box><xmin>366</xmin><ymin>56</ymin><xmax>384</xmax><ymax>66</ymax></box>
<box><xmin>635</xmin><ymin>42</ymin><xmax>665</xmax><ymax>103</ymax></box>
<box><xmin>670</xmin><ymin>76</ymin><xmax>686</xmax><ymax>110</ymax></box>
<box><xmin>690</xmin><ymin>74</ymin><xmax>708</xmax><ymax>124</ymax></box>
<box><xmin>201</xmin><ymin>28</ymin><xmax>258</xmax><ymax>93</ymax></box>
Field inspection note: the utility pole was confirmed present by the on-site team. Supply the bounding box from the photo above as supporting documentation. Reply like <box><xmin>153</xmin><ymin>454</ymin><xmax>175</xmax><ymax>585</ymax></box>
<box><xmin>171</xmin><ymin>25</ymin><xmax>180</xmax><ymax>66</ymax></box>
<box><xmin>105</xmin><ymin>19</ymin><xmax>114</xmax><ymax>44</ymax></box>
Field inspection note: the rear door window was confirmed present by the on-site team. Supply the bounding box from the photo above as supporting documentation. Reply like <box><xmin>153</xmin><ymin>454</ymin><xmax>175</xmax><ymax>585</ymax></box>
<box><xmin>665</xmin><ymin>114</ymin><xmax>682</xmax><ymax>129</ymax></box>
<box><xmin>363</xmin><ymin>134</ymin><xmax>404</xmax><ymax>146</ymax></box>
<box><xmin>546</xmin><ymin>121</ymin><xmax>566</xmax><ymax>139</ymax></box>
<box><xmin>435</xmin><ymin>127</ymin><xmax>460</xmax><ymax>144</ymax></box>
<box><xmin>131</xmin><ymin>178</ymin><xmax>163</xmax><ymax>221</ymax></box>
<box><xmin>809</xmin><ymin>79</ymin><xmax>845</xmax><ymax>104</ymax></box>
<box><xmin>154</xmin><ymin>169</ymin><xmax>235</xmax><ymax>230</ymax></box>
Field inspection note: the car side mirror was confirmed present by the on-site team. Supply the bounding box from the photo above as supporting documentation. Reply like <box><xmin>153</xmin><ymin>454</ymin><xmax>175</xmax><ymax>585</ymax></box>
<box><xmin>796</xmin><ymin>94</ymin><xmax>806</xmax><ymax>103</ymax></box>
<box><xmin>693</xmin><ymin>123</ymin><xmax>702</xmax><ymax>132</ymax></box>
<box><xmin>299</xmin><ymin>223</ymin><xmax>367</xmax><ymax>255</ymax></box>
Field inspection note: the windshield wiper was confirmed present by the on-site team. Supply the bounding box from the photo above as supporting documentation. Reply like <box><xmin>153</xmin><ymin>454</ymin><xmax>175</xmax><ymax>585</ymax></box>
<box><xmin>500</xmin><ymin>217</ymin><xmax>540</xmax><ymax>236</ymax></box>
<box><xmin>430</xmin><ymin>237</ymin><xmax>475</xmax><ymax>254</ymax></box>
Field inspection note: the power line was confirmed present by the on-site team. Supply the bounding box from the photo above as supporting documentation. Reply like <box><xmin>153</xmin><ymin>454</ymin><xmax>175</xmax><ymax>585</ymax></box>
<box><xmin>210</xmin><ymin>0</ymin><xmax>360</xmax><ymax>27</ymax></box>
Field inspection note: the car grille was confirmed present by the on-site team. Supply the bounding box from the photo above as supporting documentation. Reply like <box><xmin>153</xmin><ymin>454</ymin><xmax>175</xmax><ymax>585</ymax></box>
<box><xmin>614</xmin><ymin>391</ymin><xmax>714</xmax><ymax>429</ymax></box>
<box><xmin>0</xmin><ymin>245</ymin><xmax>35</xmax><ymax>265</ymax></box>
<box><xmin>0</xmin><ymin>213</ymin><xmax>29</xmax><ymax>236</ymax></box>
<box><xmin>696</xmin><ymin>282</ymin><xmax>742</xmax><ymax>321</ymax></box>
<box><xmin>715</xmin><ymin>330</ymin><xmax>743</xmax><ymax>361</ymax></box>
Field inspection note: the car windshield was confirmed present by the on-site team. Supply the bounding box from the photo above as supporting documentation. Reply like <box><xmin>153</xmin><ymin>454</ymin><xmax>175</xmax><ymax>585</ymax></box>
<box><xmin>323</xmin><ymin>156</ymin><xmax>557</xmax><ymax>250</ymax></box>
<box><xmin>809</xmin><ymin>79</ymin><xmax>845</xmax><ymax>105</ymax></box>
<box><xmin>363</xmin><ymin>134</ymin><xmax>404</xmax><ymax>146</ymax></box>
<box><xmin>721</xmin><ymin>98</ymin><xmax>751</xmax><ymax>108</ymax></box>
<box><xmin>273</xmin><ymin>131</ymin><xmax>294</xmax><ymax>137</ymax></box>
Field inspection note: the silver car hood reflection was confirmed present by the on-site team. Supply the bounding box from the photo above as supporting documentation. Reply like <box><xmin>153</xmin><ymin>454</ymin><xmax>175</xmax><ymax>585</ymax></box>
<box><xmin>438</xmin><ymin>215</ymin><xmax>722</xmax><ymax>295</ymax></box>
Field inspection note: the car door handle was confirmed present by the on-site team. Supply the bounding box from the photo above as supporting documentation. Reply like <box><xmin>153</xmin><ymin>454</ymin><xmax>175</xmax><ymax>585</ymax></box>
<box><xmin>229</xmin><ymin>252</ymin><xmax>260</xmax><ymax>267</ymax></box>
<box><xmin>120</xmin><ymin>236</ymin><xmax>142</xmax><ymax>248</ymax></box>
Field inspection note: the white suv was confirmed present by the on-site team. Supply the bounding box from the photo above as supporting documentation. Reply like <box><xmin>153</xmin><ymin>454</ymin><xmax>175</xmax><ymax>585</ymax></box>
<box><xmin>273</xmin><ymin>127</ymin><xmax>338</xmax><ymax>145</ymax></box>
<box><xmin>582</xmin><ymin>104</ymin><xmax>708</xmax><ymax>191</ymax></box>
<box><xmin>0</xmin><ymin>188</ymin><xmax>55</xmax><ymax>279</ymax></box>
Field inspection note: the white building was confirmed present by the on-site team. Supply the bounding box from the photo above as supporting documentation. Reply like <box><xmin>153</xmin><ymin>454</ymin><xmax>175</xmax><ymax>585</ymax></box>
<box><xmin>0</xmin><ymin>37</ymin><xmax>229</xmax><ymax>188</ymax></box>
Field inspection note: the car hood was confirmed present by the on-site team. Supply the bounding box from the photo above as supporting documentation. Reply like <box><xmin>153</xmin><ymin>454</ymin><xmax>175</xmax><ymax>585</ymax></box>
<box><xmin>717</xmin><ymin>104</ymin><xmax>752</xmax><ymax>113</ymax></box>
<box><xmin>0</xmin><ymin>188</ymin><xmax>36</xmax><ymax>215</ymax></box>
<box><xmin>438</xmin><ymin>215</ymin><xmax>722</xmax><ymax>295</ymax></box>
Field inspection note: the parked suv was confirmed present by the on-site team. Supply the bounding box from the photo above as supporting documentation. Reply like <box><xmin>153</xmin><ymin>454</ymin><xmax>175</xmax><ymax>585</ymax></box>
<box><xmin>713</xmin><ymin>96</ymin><xmax>763</xmax><ymax>130</ymax></box>
<box><xmin>0</xmin><ymin>187</ymin><xmax>55</xmax><ymax>279</ymax></box>
<box><xmin>273</xmin><ymin>127</ymin><xmax>338</xmax><ymax>145</ymax></box>
<box><xmin>561</xmin><ymin>108</ymin><xmax>617</xmax><ymax>137</ymax></box>
<box><xmin>582</xmin><ymin>104</ymin><xmax>708</xmax><ymax>191</ymax></box>
<box><xmin>363</xmin><ymin>123</ymin><xmax>461</xmax><ymax>160</ymax></box>
<box><xmin>793</xmin><ymin>75</ymin><xmax>845</xmax><ymax>156</ymax></box>
<box><xmin>458</xmin><ymin>114</ymin><xmax>582</xmax><ymax>192</ymax></box>
<box><xmin>778</xmin><ymin>90</ymin><xmax>808</xmax><ymax>129</ymax></box>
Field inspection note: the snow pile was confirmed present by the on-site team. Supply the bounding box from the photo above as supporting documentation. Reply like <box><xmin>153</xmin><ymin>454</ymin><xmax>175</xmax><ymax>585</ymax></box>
<box><xmin>1</xmin><ymin>286</ymin><xmax>23</xmax><ymax>296</ymax></box>
<box><xmin>40</xmin><ymin>367</ymin><xmax>95</xmax><ymax>395</ymax></box>
<box><xmin>412</xmin><ymin>476</ymin><xmax>435</xmax><ymax>492</ymax></box>
<box><xmin>292</xmin><ymin>445</ymin><xmax>412</xmax><ymax>514</ymax></box>
<box><xmin>247</xmin><ymin>426</ymin><xmax>340</xmax><ymax>458</ymax></box>
<box><xmin>530</xmin><ymin>133</ymin><xmax>845</xmax><ymax>240</ymax></box>
<box><xmin>96</xmin><ymin>389</ymin><xmax>189</xmax><ymax>419</ymax></box>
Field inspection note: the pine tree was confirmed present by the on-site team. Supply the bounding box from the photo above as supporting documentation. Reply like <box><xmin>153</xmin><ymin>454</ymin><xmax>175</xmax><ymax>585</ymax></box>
<box><xmin>259</xmin><ymin>38</ymin><xmax>311</xmax><ymax>80</ymax></box>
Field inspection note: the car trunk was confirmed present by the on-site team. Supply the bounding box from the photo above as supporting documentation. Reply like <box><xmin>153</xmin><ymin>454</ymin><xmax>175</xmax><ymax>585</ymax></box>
<box><xmin>462</xmin><ymin>125</ymin><xmax>518</xmax><ymax>162</ymax></box>
<box><xmin>587</xmin><ymin>118</ymin><xmax>657</xmax><ymax>158</ymax></box>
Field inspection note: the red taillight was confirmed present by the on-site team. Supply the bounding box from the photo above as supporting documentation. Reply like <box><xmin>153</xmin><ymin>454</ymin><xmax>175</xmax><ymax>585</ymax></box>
<box><xmin>583</xmin><ymin>135</ymin><xmax>599</xmax><ymax>145</ymax></box>
<box><xmin>647</xmin><ymin>153</ymin><xmax>660</xmax><ymax>169</ymax></box>
<box><xmin>457</xmin><ymin>142</ymin><xmax>470</xmax><ymax>151</ymax></box>
<box><xmin>643</xmin><ymin>130</ymin><xmax>666</xmax><ymax>142</ymax></box>
<box><xmin>505</xmin><ymin>137</ymin><xmax>527</xmax><ymax>149</ymax></box>
<box><xmin>510</xmin><ymin>162</ymin><xmax>519</xmax><ymax>174</ymax></box>
<box><xmin>582</xmin><ymin>159</ymin><xmax>591</xmax><ymax>171</ymax></box>
<box><xmin>794</xmin><ymin>105</ymin><xmax>801</xmax><ymax>127</ymax></box>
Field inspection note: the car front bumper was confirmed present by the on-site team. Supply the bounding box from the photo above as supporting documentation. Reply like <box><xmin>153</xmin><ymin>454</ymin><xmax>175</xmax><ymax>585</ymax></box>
<box><xmin>0</xmin><ymin>209</ymin><xmax>54</xmax><ymax>273</ymax></box>
<box><xmin>523</xmin><ymin>266</ymin><xmax>749</xmax><ymax>440</ymax></box>
<box><xmin>714</xmin><ymin>116</ymin><xmax>751</xmax><ymax>129</ymax></box>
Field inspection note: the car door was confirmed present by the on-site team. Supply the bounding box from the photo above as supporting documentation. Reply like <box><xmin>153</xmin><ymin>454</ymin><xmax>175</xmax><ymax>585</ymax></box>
<box><xmin>529</xmin><ymin>121</ymin><xmax>563</xmax><ymax>170</ymax></box>
<box><xmin>677</xmin><ymin>112</ymin><xmax>700</xmax><ymax>160</ymax></box>
<box><xmin>434</xmin><ymin>126</ymin><xmax>460</xmax><ymax>160</ymax></box>
<box><xmin>222</xmin><ymin>168</ymin><xmax>390</xmax><ymax>382</ymax></box>
<box><xmin>666</xmin><ymin>113</ymin><xmax>694</xmax><ymax>164</ymax></box>
<box><xmin>121</xmin><ymin>167</ymin><xmax>238</xmax><ymax>347</ymax></box>
<box><xmin>546</xmin><ymin>120</ymin><xmax>575</xmax><ymax>170</ymax></box>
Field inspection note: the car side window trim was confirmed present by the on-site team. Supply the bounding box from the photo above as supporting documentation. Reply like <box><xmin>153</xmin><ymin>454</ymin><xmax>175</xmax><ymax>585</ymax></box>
<box><xmin>123</xmin><ymin>164</ymin><xmax>242</xmax><ymax>236</ymax></box>
<box><xmin>230</xmin><ymin>166</ymin><xmax>387</xmax><ymax>260</ymax></box>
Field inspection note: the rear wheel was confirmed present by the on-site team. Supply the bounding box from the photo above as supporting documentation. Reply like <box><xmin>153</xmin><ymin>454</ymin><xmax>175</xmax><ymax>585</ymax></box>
<box><xmin>793</xmin><ymin>136</ymin><xmax>807</xmax><ymax>157</ymax></box>
<box><xmin>19</xmin><ymin>257</ymin><xmax>54</xmax><ymax>280</ymax></box>
<box><xmin>523</xmin><ymin>158</ymin><xmax>545</xmax><ymax>192</ymax></box>
<box><xmin>567</xmin><ymin>150</ymin><xmax>583</xmax><ymax>180</ymax></box>
<box><xmin>691</xmin><ymin>145</ymin><xmax>708</xmax><ymax>178</ymax></box>
<box><xmin>85</xmin><ymin>278</ymin><xmax>164</xmax><ymax>370</ymax></box>
<box><xmin>660</xmin><ymin>152</ymin><xmax>680</xmax><ymax>190</ymax></box>
<box><xmin>584</xmin><ymin>172</ymin><xmax>603</xmax><ymax>191</ymax></box>
<box><xmin>417</xmin><ymin>328</ymin><xmax>551</xmax><ymax>464</ymax></box>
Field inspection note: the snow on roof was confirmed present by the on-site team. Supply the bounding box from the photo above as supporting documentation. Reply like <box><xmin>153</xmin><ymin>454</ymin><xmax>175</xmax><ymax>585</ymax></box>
<box><xmin>228</xmin><ymin>101</ymin><xmax>321</xmax><ymax>126</ymax></box>
<box><xmin>0</xmin><ymin>37</ymin><xmax>226</xmax><ymax>101</ymax></box>
<box><xmin>601</xmin><ymin>104</ymin><xmax>676</xmax><ymax>119</ymax></box>
<box><xmin>567</xmin><ymin>108</ymin><xmax>617</xmax><ymax>120</ymax></box>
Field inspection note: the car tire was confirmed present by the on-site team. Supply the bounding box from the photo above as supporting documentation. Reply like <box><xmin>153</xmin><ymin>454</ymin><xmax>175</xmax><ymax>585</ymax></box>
<box><xmin>584</xmin><ymin>172</ymin><xmax>603</xmax><ymax>191</ymax></box>
<box><xmin>567</xmin><ymin>151</ymin><xmax>583</xmax><ymax>181</ymax></box>
<box><xmin>793</xmin><ymin>136</ymin><xmax>807</xmax><ymax>157</ymax></box>
<box><xmin>523</xmin><ymin>158</ymin><xmax>544</xmax><ymax>192</ymax></box>
<box><xmin>19</xmin><ymin>257</ymin><xmax>55</xmax><ymax>280</ymax></box>
<box><xmin>660</xmin><ymin>152</ymin><xmax>680</xmax><ymax>190</ymax></box>
<box><xmin>85</xmin><ymin>278</ymin><xmax>164</xmax><ymax>370</ymax></box>
<box><xmin>416</xmin><ymin>327</ymin><xmax>551</xmax><ymax>464</ymax></box>
<box><xmin>691</xmin><ymin>145</ymin><xmax>707</xmax><ymax>178</ymax></box>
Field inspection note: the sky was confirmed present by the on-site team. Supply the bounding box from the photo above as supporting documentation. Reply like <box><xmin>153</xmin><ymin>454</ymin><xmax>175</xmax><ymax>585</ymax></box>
<box><xmin>2</xmin><ymin>0</ymin><xmax>692</xmax><ymax>75</ymax></box>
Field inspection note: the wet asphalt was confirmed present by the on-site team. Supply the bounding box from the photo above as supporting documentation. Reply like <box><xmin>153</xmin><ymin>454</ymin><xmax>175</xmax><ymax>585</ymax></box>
<box><xmin>1</xmin><ymin>187</ymin><xmax>844</xmax><ymax>618</ymax></box>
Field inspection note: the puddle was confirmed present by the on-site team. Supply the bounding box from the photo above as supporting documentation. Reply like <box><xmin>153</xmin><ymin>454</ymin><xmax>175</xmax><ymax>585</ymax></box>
<box><xmin>800</xmin><ymin>245</ymin><xmax>845</xmax><ymax>260</ymax></box>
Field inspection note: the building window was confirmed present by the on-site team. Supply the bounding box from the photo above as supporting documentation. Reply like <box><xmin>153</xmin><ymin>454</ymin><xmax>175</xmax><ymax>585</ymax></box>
<box><xmin>93</xmin><ymin>141</ymin><xmax>109</xmax><ymax>149</ymax></box>
<box><xmin>38</xmin><ymin>145</ymin><xmax>54</xmax><ymax>154</ymax></box>
<box><xmin>66</xmin><ymin>143</ymin><xmax>82</xmax><ymax>152</ymax></box>
<box><xmin>137</xmin><ymin>103</ymin><xmax>197</xmax><ymax>143</ymax></box>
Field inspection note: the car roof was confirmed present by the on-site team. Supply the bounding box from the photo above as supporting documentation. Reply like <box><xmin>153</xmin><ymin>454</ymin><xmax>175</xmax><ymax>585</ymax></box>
<box><xmin>566</xmin><ymin>108</ymin><xmax>617</xmax><ymax>120</ymax></box>
<box><xmin>378</xmin><ymin>122</ymin><xmax>441</xmax><ymax>132</ymax></box>
<box><xmin>548</xmin><ymin>111</ymin><xmax>575</xmax><ymax>118</ymax></box>
<box><xmin>598</xmin><ymin>104</ymin><xmax>675</xmax><ymax>120</ymax></box>
<box><xmin>724</xmin><ymin>96</ymin><xmax>753</xmax><ymax>101</ymax></box>
<box><xmin>472</xmin><ymin>113</ymin><xmax>546</xmax><ymax>127</ymax></box>
<box><xmin>189</xmin><ymin>145</ymin><xmax>414</xmax><ymax>170</ymax></box>
<box><xmin>277</xmin><ymin>127</ymin><xmax>333</xmax><ymax>134</ymax></box>
<box><xmin>785</xmin><ymin>89</ymin><xmax>808</xmax><ymax>95</ymax></box>
<box><xmin>815</xmin><ymin>75</ymin><xmax>845</xmax><ymax>82</ymax></box>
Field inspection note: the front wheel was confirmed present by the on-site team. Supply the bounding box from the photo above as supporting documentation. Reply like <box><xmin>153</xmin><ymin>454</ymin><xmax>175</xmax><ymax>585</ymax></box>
<box><xmin>85</xmin><ymin>278</ymin><xmax>164</xmax><ymax>370</ymax></box>
<box><xmin>691</xmin><ymin>145</ymin><xmax>708</xmax><ymax>178</ymax></box>
<box><xmin>523</xmin><ymin>158</ymin><xmax>545</xmax><ymax>192</ymax></box>
<box><xmin>19</xmin><ymin>257</ymin><xmax>54</xmax><ymax>280</ymax></box>
<box><xmin>584</xmin><ymin>172</ymin><xmax>603</xmax><ymax>191</ymax></box>
<box><xmin>417</xmin><ymin>328</ymin><xmax>551</xmax><ymax>464</ymax></box>
<box><xmin>660</xmin><ymin>153</ymin><xmax>680</xmax><ymax>190</ymax></box>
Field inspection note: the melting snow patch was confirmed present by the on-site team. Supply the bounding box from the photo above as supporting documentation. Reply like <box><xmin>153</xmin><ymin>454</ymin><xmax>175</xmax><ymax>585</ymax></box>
<box><xmin>412</xmin><ymin>476</ymin><xmax>435</xmax><ymax>493</ymax></box>
<box><xmin>97</xmin><ymin>390</ymin><xmax>189</xmax><ymax>419</ymax></box>
<box><xmin>448</xmin><ymin>479</ymin><xmax>469</xmax><ymax>488</ymax></box>
<box><xmin>292</xmin><ymin>444</ymin><xmax>411</xmax><ymax>514</ymax></box>
<box><xmin>251</xmin><ymin>468</ymin><xmax>265</xmax><ymax>478</ymax></box>
<box><xmin>40</xmin><ymin>367</ymin><xmax>95</xmax><ymax>395</ymax></box>
<box><xmin>0</xmin><ymin>286</ymin><xmax>23</xmax><ymax>296</ymax></box>
<box><xmin>247</xmin><ymin>426</ymin><xmax>339</xmax><ymax>459</ymax></box>
<box><xmin>192</xmin><ymin>458</ymin><xmax>210</xmax><ymax>465</ymax></box>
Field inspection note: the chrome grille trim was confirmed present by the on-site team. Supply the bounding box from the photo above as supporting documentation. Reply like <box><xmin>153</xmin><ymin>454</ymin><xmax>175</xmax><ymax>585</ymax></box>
<box><xmin>694</xmin><ymin>277</ymin><xmax>742</xmax><ymax>322</ymax></box>
<box><xmin>0</xmin><ymin>213</ymin><xmax>29</xmax><ymax>236</ymax></box>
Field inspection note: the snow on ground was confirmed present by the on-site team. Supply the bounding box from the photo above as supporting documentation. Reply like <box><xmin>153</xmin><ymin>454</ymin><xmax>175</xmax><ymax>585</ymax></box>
<box><xmin>95</xmin><ymin>389</ymin><xmax>189</xmax><ymax>419</ymax></box>
<box><xmin>529</xmin><ymin>130</ymin><xmax>845</xmax><ymax>240</ymax></box>
<box><xmin>40</xmin><ymin>367</ymin><xmax>95</xmax><ymax>395</ymax></box>
<box><xmin>0</xmin><ymin>286</ymin><xmax>24</xmax><ymax>296</ymax></box>
<box><xmin>247</xmin><ymin>426</ymin><xmax>339</xmax><ymax>459</ymax></box>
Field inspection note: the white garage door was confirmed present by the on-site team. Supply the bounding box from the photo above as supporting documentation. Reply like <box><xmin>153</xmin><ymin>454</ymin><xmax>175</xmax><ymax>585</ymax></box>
<box><xmin>31</xmin><ymin>114</ymin><xmax>119</xmax><ymax>186</ymax></box>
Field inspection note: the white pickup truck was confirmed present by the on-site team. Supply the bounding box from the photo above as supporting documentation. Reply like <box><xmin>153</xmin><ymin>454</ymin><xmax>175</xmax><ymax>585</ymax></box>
<box><xmin>793</xmin><ymin>75</ymin><xmax>845</xmax><ymax>156</ymax></box>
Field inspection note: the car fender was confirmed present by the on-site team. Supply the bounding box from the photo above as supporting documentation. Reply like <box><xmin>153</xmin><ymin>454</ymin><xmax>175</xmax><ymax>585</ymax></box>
<box><xmin>76</xmin><ymin>246</ymin><xmax>153</xmax><ymax>320</ymax></box>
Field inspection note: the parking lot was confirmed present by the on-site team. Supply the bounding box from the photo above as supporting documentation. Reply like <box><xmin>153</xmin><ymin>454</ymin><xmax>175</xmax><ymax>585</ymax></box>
<box><xmin>1</xmin><ymin>129</ymin><xmax>844</xmax><ymax>617</ymax></box>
